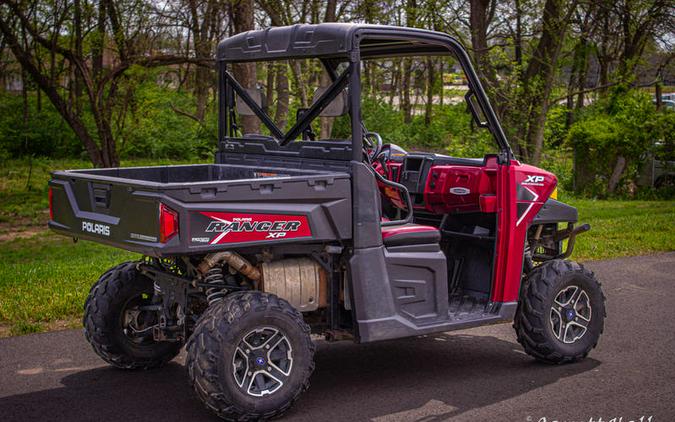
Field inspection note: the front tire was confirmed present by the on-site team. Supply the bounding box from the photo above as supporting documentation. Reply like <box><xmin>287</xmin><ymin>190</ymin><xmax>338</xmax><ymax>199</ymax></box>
<box><xmin>514</xmin><ymin>259</ymin><xmax>606</xmax><ymax>364</ymax></box>
<box><xmin>186</xmin><ymin>291</ymin><xmax>315</xmax><ymax>421</ymax></box>
<box><xmin>83</xmin><ymin>262</ymin><xmax>181</xmax><ymax>369</ymax></box>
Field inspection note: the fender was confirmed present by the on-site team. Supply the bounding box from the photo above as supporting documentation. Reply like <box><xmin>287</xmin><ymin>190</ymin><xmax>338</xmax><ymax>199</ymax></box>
<box><xmin>532</xmin><ymin>199</ymin><xmax>578</xmax><ymax>225</ymax></box>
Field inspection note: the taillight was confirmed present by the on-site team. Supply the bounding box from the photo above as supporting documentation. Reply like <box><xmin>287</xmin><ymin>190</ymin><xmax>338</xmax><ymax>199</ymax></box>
<box><xmin>159</xmin><ymin>203</ymin><xmax>178</xmax><ymax>243</ymax></box>
<box><xmin>48</xmin><ymin>187</ymin><xmax>54</xmax><ymax>220</ymax></box>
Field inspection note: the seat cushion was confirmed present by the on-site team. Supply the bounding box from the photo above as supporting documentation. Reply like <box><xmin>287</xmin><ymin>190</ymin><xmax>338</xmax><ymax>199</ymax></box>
<box><xmin>381</xmin><ymin>224</ymin><xmax>441</xmax><ymax>247</ymax></box>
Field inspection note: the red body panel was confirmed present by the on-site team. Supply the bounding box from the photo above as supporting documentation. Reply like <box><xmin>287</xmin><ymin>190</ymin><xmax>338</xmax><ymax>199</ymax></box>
<box><xmin>492</xmin><ymin>162</ymin><xmax>557</xmax><ymax>302</ymax></box>
<box><xmin>377</xmin><ymin>156</ymin><xmax>557</xmax><ymax>304</ymax></box>
<box><xmin>423</xmin><ymin>157</ymin><xmax>499</xmax><ymax>214</ymax></box>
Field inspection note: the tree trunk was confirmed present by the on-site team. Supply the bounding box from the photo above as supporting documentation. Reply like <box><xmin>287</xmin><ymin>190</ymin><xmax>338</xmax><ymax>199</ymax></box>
<box><xmin>655</xmin><ymin>80</ymin><xmax>662</xmax><ymax>111</ymax></box>
<box><xmin>290</xmin><ymin>60</ymin><xmax>307</xmax><ymax>107</ymax></box>
<box><xmin>274</xmin><ymin>62</ymin><xmax>289</xmax><ymax>130</ymax></box>
<box><xmin>319</xmin><ymin>0</ymin><xmax>337</xmax><ymax>139</ymax></box>
<box><xmin>424</xmin><ymin>58</ymin><xmax>434</xmax><ymax>125</ymax></box>
<box><xmin>514</xmin><ymin>0</ymin><xmax>523</xmax><ymax>66</ymax></box>
<box><xmin>266</xmin><ymin>62</ymin><xmax>275</xmax><ymax>113</ymax></box>
<box><xmin>73</xmin><ymin>0</ymin><xmax>83</xmax><ymax>115</ymax></box>
<box><xmin>0</xmin><ymin>15</ymin><xmax>106</xmax><ymax>167</ymax></box>
<box><xmin>232</xmin><ymin>0</ymin><xmax>259</xmax><ymax>134</ymax></box>
<box><xmin>469</xmin><ymin>0</ymin><xmax>496</xmax><ymax>85</ymax></box>
<box><xmin>401</xmin><ymin>58</ymin><xmax>412</xmax><ymax>124</ymax></box>
<box><xmin>194</xmin><ymin>60</ymin><xmax>210</xmax><ymax>121</ymax></box>
<box><xmin>401</xmin><ymin>0</ymin><xmax>417</xmax><ymax>123</ymax></box>
<box><xmin>519</xmin><ymin>0</ymin><xmax>574</xmax><ymax>165</ymax></box>
<box><xmin>608</xmin><ymin>155</ymin><xmax>626</xmax><ymax>194</ymax></box>
<box><xmin>92</xmin><ymin>0</ymin><xmax>105</xmax><ymax>81</ymax></box>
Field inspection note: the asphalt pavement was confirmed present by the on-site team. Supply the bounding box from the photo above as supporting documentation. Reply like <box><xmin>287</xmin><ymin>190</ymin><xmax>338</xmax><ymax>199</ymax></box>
<box><xmin>1</xmin><ymin>253</ymin><xmax>674</xmax><ymax>421</ymax></box>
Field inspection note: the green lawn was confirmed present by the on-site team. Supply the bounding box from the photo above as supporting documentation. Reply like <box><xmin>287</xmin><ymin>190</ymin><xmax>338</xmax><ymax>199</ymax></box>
<box><xmin>0</xmin><ymin>158</ymin><xmax>673</xmax><ymax>336</ymax></box>
<box><xmin>0</xmin><ymin>236</ymin><xmax>137</xmax><ymax>336</ymax></box>
<box><xmin>564</xmin><ymin>198</ymin><xmax>675</xmax><ymax>260</ymax></box>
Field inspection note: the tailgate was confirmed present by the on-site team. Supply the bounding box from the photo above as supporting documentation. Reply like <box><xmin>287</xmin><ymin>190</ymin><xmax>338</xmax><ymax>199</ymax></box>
<box><xmin>49</xmin><ymin>174</ymin><xmax>165</xmax><ymax>251</ymax></box>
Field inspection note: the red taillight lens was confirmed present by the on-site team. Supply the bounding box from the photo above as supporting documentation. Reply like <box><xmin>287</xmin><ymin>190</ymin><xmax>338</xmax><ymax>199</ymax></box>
<box><xmin>159</xmin><ymin>203</ymin><xmax>178</xmax><ymax>243</ymax></box>
<box><xmin>48</xmin><ymin>187</ymin><xmax>54</xmax><ymax>220</ymax></box>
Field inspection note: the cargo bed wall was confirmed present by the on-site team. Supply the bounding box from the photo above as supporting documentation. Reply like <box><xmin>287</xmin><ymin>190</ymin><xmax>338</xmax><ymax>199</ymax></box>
<box><xmin>49</xmin><ymin>164</ymin><xmax>352</xmax><ymax>257</ymax></box>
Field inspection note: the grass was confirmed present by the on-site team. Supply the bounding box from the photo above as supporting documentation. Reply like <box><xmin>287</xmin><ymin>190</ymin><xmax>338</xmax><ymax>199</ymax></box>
<box><xmin>565</xmin><ymin>198</ymin><xmax>675</xmax><ymax>261</ymax></box>
<box><xmin>0</xmin><ymin>158</ymin><xmax>673</xmax><ymax>336</ymax></box>
<box><xmin>0</xmin><ymin>236</ymin><xmax>137</xmax><ymax>336</ymax></box>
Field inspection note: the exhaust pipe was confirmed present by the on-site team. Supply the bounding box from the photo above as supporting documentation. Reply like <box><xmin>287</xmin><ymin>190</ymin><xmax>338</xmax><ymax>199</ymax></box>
<box><xmin>197</xmin><ymin>251</ymin><xmax>261</xmax><ymax>282</ymax></box>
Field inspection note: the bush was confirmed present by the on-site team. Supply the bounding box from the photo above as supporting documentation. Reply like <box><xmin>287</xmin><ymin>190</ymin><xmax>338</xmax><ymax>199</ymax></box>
<box><xmin>0</xmin><ymin>80</ymin><xmax>217</xmax><ymax>163</ymax></box>
<box><xmin>566</xmin><ymin>88</ymin><xmax>674</xmax><ymax>198</ymax></box>
<box><xmin>333</xmin><ymin>97</ymin><xmax>497</xmax><ymax>157</ymax></box>
<box><xmin>0</xmin><ymin>93</ymin><xmax>83</xmax><ymax>158</ymax></box>
<box><xmin>118</xmin><ymin>81</ymin><xmax>217</xmax><ymax>160</ymax></box>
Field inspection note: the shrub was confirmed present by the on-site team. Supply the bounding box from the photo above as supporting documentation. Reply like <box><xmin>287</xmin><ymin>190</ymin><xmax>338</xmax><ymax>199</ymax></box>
<box><xmin>0</xmin><ymin>93</ymin><xmax>83</xmax><ymax>158</ymax></box>
<box><xmin>566</xmin><ymin>88</ymin><xmax>673</xmax><ymax>197</ymax></box>
<box><xmin>333</xmin><ymin>97</ymin><xmax>497</xmax><ymax>157</ymax></box>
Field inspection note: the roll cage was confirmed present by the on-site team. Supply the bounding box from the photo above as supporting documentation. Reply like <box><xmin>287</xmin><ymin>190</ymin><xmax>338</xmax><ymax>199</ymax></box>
<box><xmin>217</xmin><ymin>23</ymin><xmax>514</xmax><ymax>163</ymax></box>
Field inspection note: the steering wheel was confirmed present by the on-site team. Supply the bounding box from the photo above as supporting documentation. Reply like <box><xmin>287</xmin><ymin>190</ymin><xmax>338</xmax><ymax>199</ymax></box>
<box><xmin>363</xmin><ymin>131</ymin><xmax>383</xmax><ymax>162</ymax></box>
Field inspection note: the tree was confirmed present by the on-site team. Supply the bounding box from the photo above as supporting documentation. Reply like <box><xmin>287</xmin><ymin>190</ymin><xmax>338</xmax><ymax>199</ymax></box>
<box><xmin>0</xmin><ymin>0</ymin><xmax>210</xmax><ymax>167</ymax></box>
<box><xmin>231</xmin><ymin>0</ymin><xmax>259</xmax><ymax>135</ymax></box>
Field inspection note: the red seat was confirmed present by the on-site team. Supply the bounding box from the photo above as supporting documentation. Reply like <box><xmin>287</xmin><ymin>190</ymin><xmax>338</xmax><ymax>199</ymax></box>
<box><xmin>381</xmin><ymin>224</ymin><xmax>441</xmax><ymax>247</ymax></box>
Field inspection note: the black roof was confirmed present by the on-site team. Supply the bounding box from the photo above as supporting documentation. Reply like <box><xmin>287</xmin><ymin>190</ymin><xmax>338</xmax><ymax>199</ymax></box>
<box><xmin>217</xmin><ymin>23</ymin><xmax>464</xmax><ymax>63</ymax></box>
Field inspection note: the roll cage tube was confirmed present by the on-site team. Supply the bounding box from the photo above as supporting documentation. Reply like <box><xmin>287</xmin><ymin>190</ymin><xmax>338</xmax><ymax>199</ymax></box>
<box><xmin>219</xmin><ymin>61</ymin><xmax>355</xmax><ymax>147</ymax></box>
<box><xmin>217</xmin><ymin>25</ymin><xmax>514</xmax><ymax>162</ymax></box>
<box><xmin>352</xmin><ymin>28</ymin><xmax>514</xmax><ymax>162</ymax></box>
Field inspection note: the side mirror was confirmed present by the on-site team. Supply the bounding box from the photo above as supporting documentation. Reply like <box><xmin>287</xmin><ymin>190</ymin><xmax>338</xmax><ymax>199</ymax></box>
<box><xmin>236</xmin><ymin>88</ymin><xmax>267</xmax><ymax>116</ymax></box>
<box><xmin>312</xmin><ymin>87</ymin><xmax>348</xmax><ymax>117</ymax></box>
<box><xmin>465</xmin><ymin>91</ymin><xmax>488</xmax><ymax>128</ymax></box>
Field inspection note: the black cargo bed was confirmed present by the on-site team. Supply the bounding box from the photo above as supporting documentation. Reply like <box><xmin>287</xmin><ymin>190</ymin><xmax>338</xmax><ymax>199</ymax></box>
<box><xmin>49</xmin><ymin>164</ymin><xmax>352</xmax><ymax>256</ymax></box>
<box><xmin>60</xmin><ymin>164</ymin><xmax>331</xmax><ymax>185</ymax></box>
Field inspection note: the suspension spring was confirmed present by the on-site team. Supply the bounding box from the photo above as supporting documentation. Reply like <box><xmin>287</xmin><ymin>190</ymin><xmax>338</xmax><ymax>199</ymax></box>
<box><xmin>204</xmin><ymin>266</ymin><xmax>227</xmax><ymax>305</ymax></box>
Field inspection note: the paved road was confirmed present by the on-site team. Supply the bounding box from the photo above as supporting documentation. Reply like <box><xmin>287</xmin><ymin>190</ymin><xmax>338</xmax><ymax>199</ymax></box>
<box><xmin>1</xmin><ymin>253</ymin><xmax>674</xmax><ymax>422</ymax></box>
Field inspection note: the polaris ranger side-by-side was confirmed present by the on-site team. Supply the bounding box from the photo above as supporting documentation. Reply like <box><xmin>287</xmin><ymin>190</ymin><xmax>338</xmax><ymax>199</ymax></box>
<box><xmin>48</xmin><ymin>24</ymin><xmax>605</xmax><ymax>421</ymax></box>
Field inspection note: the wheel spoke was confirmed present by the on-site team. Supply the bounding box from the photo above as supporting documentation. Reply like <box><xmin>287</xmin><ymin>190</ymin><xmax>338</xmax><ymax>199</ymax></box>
<box><xmin>574</xmin><ymin>290</ymin><xmax>592</xmax><ymax>322</ymax></box>
<box><xmin>569</xmin><ymin>287</ymin><xmax>583</xmax><ymax>307</ymax></box>
<box><xmin>550</xmin><ymin>307</ymin><xmax>563</xmax><ymax>341</ymax></box>
<box><xmin>554</xmin><ymin>286</ymin><xmax>578</xmax><ymax>307</ymax></box>
<box><xmin>265</xmin><ymin>364</ymin><xmax>289</xmax><ymax>384</ymax></box>
<box><xmin>563</xmin><ymin>320</ymin><xmax>587</xmax><ymax>344</ymax></box>
<box><xmin>573</xmin><ymin>316</ymin><xmax>589</xmax><ymax>328</ymax></box>
<box><xmin>269</xmin><ymin>348</ymin><xmax>288</xmax><ymax>361</ymax></box>
<box><xmin>232</xmin><ymin>347</ymin><xmax>249</xmax><ymax>387</ymax></box>
<box><xmin>254</xmin><ymin>373</ymin><xmax>266</xmax><ymax>391</ymax></box>
<box><xmin>267</xmin><ymin>333</ymin><xmax>293</xmax><ymax>376</ymax></box>
<box><xmin>260</xmin><ymin>331</ymin><xmax>284</xmax><ymax>351</ymax></box>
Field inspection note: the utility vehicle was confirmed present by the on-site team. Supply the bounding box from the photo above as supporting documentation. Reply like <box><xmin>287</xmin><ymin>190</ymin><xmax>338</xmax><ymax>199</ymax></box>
<box><xmin>48</xmin><ymin>23</ymin><xmax>605</xmax><ymax>421</ymax></box>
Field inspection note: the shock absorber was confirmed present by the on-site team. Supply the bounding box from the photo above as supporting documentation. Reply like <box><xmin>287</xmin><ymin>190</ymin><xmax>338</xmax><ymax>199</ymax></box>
<box><xmin>204</xmin><ymin>266</ymin><xmax>227</xmax><ymax>305</ymax></box>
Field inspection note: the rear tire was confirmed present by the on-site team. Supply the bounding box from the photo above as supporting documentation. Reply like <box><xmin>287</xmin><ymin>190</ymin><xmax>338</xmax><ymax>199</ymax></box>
<box><xmin>514</xmin><ymin>259</ymin><xmax>605</xmax><ymax>364</ymax></box>
<box><xmin>83</xmin><ymin>262</ymin><xmax>181</xmax><ymax>369</ymax></box>
<box><xmin>186</xmin><ymin>291</ymin><xmax>315</xmax><ymax>421</ymax></box>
